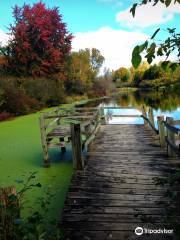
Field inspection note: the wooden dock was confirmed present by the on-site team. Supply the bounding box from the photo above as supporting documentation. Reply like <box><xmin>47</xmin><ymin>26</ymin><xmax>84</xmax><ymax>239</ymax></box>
<box><xmin>39</xmin><ymin>105</ymin><xmax>180</xmax><ymax>239</ymax></box>
<box><xmin>61</xmin><ymin>124</ymin><xmax>180</xmax><ymax>240</ymax></box>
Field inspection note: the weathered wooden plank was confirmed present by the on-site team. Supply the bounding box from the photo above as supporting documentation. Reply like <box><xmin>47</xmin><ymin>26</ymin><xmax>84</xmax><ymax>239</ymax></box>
<box><xmin>71</xmin><ymin>123</ymin><xmax>84</xmax><ymax>170</ymax></box>
<box><xmin>61</xmin><ymin>124</ymin><xmax>180</xmax><ymax>239</ymax></box>
<box><xmin>61</xmin><ymin>222</ymin><xmax>175</xmax><ymax>231</ymax></box>
<box><xmin>61</xmin><ymin>230</ymin><xmax>176</xmax><ymax>240</ymax></box>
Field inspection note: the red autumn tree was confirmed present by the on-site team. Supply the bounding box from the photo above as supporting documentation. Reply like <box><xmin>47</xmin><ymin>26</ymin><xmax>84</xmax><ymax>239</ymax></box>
<box><xmin>4</xmin><ymin>2</ymin><xmax>72</xmax><ymax>76</ymax></box>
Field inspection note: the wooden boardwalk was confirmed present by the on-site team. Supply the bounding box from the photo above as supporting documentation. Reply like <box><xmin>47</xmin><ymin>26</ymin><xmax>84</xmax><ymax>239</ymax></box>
<box><xmin>61</xmin><ymin>124</ymin><xmax>180</xmax><ymax>240</ymax></box>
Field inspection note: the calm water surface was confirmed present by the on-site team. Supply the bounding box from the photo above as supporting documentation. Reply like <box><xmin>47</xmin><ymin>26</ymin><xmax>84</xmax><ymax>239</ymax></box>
<box><xmin>91</xmin><ymin>89</ymin><xmax>180</xmax><ymax>126</ymax></box>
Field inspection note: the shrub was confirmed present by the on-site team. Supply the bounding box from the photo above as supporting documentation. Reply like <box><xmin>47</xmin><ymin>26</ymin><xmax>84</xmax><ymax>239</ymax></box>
<box><xmin>22</xmin><ymin>77</ymin><xmax>66</xmax><ymax>106</ymax></box>
<box><xmin>2</xmin><ymin>85</ymin><xmax>42</xmax><ymax>115</ymax></box>
<box><xmin>0</xmin><ymin>112</ymin><xmax>12</xmax><ymax>121</ymax></box>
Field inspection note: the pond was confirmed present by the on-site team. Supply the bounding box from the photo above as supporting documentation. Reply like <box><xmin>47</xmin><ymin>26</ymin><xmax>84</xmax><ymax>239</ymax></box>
<box><xmin>88</xmin><ymin>87</ymin><xmax>180</xmax><ymax>127</ymax></box>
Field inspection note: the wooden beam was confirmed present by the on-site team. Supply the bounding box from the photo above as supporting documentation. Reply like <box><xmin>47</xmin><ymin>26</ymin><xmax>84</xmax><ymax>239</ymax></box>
<box><xmin>157</xmin><ymin>116</ymin><xmax>166</xmax><ymax>148</ymax></box>
<box><xmin>148</xmin><ymin>108</ymin><xmax>155</xmax><ymax>129</ymax></box>
<box><xmin>71</xmin><ymin>123</ymin><xmax>84</xmax><ymax>170</ymax></box>
<box><xmin>141</xmin><ymin>105</ymin><xmax>148</xmax><ymax>126</ymax></box>
<box><xmin>173</xmin><ymin>120</ymin><xmax>180</xmax><ymax>125</ymax></box>
<box><xmin>166</xmin><ymin>117</ymin><xmax>176</xmax><ymax>157</ymax></box>
<box><xmin>39</xmin><ymin>116</ymin><xmax>50</xmax><ymax>167</ymax></box>
<box><xmin>163</xmin><ymin>121</ymin><xmax>180</xmax><ymax>134</ymax></box>
<box><xmin>106</xmin><ymin>114</ymin><xmax>142</xmax><ymax>118</ymax></box>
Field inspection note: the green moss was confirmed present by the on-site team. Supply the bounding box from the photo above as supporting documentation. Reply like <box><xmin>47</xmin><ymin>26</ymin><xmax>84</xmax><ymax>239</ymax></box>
<box><xmin>0</xmin><ymin>107</ymin><xmax>73</xmax><ymax>221</ymax></box>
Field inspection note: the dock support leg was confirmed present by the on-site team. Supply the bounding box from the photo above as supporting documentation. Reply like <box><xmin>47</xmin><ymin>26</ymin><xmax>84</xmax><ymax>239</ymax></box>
<box><xmin>60</xmin><ymin>137</ymin><xmax>66</xmax><ymax>153</ymax></box>
<box><xmin>166</xmin><ymin>117</ymin><xmax>176</xmax><ymax>157</ymax></box>
<box><xmin>39</xmin><ymin>116</ymin><xmax>50</xmax><ymax>167</ymax></box>
<box><xmin>157</xmin><ymin>116</ymin><xmax>166</xmax><ymax>147</ymax></box>
<box><xmin>142</xmin><ymin>105</ymin><xmax>148</xmax><ymax>126</ymax></box>
<box><xmin>148</xmin><ymin>107</ymin><xmax>155</xmax><ymax>129</ymax></box>
<box><xmin>99</xmin><ymin>107</ymin><xmax>106</xmax><ymax>124</ymax></box>
<box><xmin>55</xmin><ymin>110</ymin><xmax>66</xmax><ymax>153</ymax></box>
<box><xmin>71</xmin><ymin>123</ymin><xmax>84</xmax><ymax>170</ymax></box>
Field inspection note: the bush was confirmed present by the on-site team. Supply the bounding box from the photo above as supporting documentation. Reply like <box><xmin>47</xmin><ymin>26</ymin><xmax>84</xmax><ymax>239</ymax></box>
<box><xmin>0</xmin><ymin>112</ymin><xmax>12</xmax><ymax>121</ymax></box>
<box><xmin>22</xmin><ymin>77</ymin><xmax>66</xmax><ymax>106</ymax></box>
<box><xmin>2</xmin><ymin>84</ymin><xmax>42</xmax><ymax>115</ymax></box>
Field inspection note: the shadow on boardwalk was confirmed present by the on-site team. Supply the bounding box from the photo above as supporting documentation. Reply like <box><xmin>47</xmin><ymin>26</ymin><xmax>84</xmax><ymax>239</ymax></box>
<box><xmin>61</xmin><ymin>124</ymin><xmax>180</xmax><ymax>240</ymax></box>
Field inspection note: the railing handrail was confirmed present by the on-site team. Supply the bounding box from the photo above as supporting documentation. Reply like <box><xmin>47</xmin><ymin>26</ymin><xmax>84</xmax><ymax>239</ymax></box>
<box><xmin>163</xmin><ymin>120</ymin><xmax>180</xmax><ymax>134</ymax></box>
<box><xmin>165</xmin><ymin>136</ymin><xmax>180</xmax><ymax>156</ymax></box>
<box><xmin>39</xmin><ymin>104</ymin><xmax>180</xmax><ymax>168</ymax></box>
<box><xmin>157</xmin><ymin>116</ymin><xmax>180</xmax><ymax>157</ymax></box>
<box><xmin>141</xmin><ymin>114</ymin><xmax>159</xmax><ymax>134</ymax></box>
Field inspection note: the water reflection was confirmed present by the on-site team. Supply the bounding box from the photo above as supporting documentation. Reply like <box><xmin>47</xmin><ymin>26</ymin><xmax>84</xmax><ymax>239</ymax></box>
<box><xmin>103</xmin><ymin>107</ymin><xmax>143</xmax><ymax>124</ymax></box>
<box><xmin>88</xmin><ymin>89</ymin><xmax>180</xmax><ymax>125</ymax></box>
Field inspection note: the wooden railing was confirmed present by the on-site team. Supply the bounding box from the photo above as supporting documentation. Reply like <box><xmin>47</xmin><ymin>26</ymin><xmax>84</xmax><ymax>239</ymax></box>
<box><xmin>141</xmin><ymin>106</ymin><xmax>180</xmax><ymax>157</ymax></box>
<box><xmin>39</xmin><ymin>105</ymin><xmax>180</xmax><ymax>168</ymax></box>
<box><xmin>39</xmin><ymin>107</ymin><xmax>101</xmax><ymax>168</ymax></box>
<box><xmin>157</xmin><ymin>116</ymin><xmax>180</xmax><ymax>157</ymax></box>
<box><xmin>141</xmin><ymin>105</ymin><xmax>159</xmax><ymax>134</ymax></box>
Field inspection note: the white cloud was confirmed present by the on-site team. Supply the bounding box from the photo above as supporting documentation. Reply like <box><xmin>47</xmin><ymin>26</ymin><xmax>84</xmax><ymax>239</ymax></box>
<box><xmin>72</xmin><ymin>27</ymin><xmax>148</xmax><ymax>71</ymax></box>
<box><xmin>116</xmin><ymin>3</ymin><xmax>180</xmax><ymax>28</ymax></box>
<box><xmin>0</xmin><ymin>29</ymin><xmax>9</xmax><ymax>46</ymax></box>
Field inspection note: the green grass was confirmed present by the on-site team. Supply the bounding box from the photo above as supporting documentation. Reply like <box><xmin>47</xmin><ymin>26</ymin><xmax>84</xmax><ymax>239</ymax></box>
<box><xmin>0</xmin><ymin>107</ymin><xmax>74</xmax><ymax>221</ymax></box>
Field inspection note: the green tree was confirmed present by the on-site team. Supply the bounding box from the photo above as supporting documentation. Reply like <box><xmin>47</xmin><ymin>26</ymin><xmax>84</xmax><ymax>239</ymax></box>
<box><xmin>90</xmin><ymin>48</ymin><xmax>105</xmax><ymax>74</ymax></box>
<box><xmin>143</xmin><ymin>64</ymin><xmax>163</xmax><ymax>80</ymax></box>
<box><xmin>131</xmin><ymin>0</ymin><xmax>180</xmax><ymax>70</ymax></box>
<box><xmin>66</xmin><ymin>48</ymin><xmax>104</xmax><ymax>94</ymax></box>
<box><xmin>113</xmin><ymin>67</ymin><xmax>130</xmax><ymax>83</ymax></box>
<box><xmin>129</xmin><ymin>61</ymin><xmax>149</xmax><ymax>83</ymax></box>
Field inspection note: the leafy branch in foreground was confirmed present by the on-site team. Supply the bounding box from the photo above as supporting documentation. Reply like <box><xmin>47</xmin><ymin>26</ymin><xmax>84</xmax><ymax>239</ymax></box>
<box><xmin>0</xmin><ymin>172</ymin><xmax>62</xmax><ymax>240</ymax></box>
<box><xmin>130</xmin><ymin>0</ymin><xmax>180</xmax><ymax>69</ymax></box>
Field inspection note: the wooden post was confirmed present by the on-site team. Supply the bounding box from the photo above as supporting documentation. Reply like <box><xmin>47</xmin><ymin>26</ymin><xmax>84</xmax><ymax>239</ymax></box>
<box><xmin>148</xmin><ymin>107</ymin><xmax>155</xmax><ymax>128</ymax></box>
<box><xmin>39</xmin><ymin>116</ymin><xmax>50</xmax><ymax>167</ymax></box>
<box><xmin>71</xmin><ymin>123</ymin><xmax>84</xmax><ymax>170</ymax></box>
<box><xmin>99</xmin><ymin>107</ymin><xmax>106</xmax><ymax>124</ymax></box>
<box><xmin>142</xmin><ymin>105</ymin><xmax>148</xmax><ymax>126</ymax></box>
<box><xmin>157</xmin><ymin>116</ymin><xmax>166</xmax><ymax>147</ymax></box>
<box><xmin>56</xmin><ymin>109</ymin><xmax>60</xmax><ymax>125</ymax></box>
<box><xmin>55</xmin><ymin>109</ymin><xmax>66</xmax><ymax>153</ymax></box>
<box><xmin>166</xmin><ymin>117</ymin><xmax>175</xmax><ymax>157</ymax></box>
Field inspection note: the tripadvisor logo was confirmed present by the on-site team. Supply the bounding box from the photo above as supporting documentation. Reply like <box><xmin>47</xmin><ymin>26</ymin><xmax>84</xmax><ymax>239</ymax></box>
<box><xmin>135</xmin><ymin>227</ymin><xmax>173</xmax><ymax>235</ymax></box>
<box><xmin>135</xmin><ymin>227</ymin><xmax>143</xmax><ymax>235</ymax></box>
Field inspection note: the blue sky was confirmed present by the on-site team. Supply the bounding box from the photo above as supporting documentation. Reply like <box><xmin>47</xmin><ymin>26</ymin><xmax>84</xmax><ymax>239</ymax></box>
<box><xmin>0</xmin><ymin>0</ymin><xmax>180</xmax><ymax>70</ymax></box>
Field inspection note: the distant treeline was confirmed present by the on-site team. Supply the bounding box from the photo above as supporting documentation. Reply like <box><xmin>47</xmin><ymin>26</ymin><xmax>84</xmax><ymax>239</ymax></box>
<box><xmin>112</xmin><ymin>61</ymin><xmax>180</xmax><ymax>89</ymax></box>
<box><xmin>0</xmin><ymin>2</ymin><xmax>179</xmax><ymax>120</ymax></box>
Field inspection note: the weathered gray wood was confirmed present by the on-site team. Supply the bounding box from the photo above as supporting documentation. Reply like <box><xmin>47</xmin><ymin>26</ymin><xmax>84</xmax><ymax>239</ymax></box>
<box><xmin>106</xmin><ymin>114</ymin><xmax>141</xmax><ymax>117</ymax></box>
<box><xmin>164</xmin><ymin>120</ymin><xmax>180</xmax><ymax>134</ymax></box>
<box><xmin>99</xmin><ymin>107</ymin><xmax>106</xmax><ymax>124</ymax></box>
<box><xmin>148</xmin><ymin>107</ymin><xmax>155</xmax><ymax>128</ymax></box>
<box><xmin>165</xmin><ymin>136</ymin><xmax>180</xmax><ymax>156</ymax></box>
<box><xmin>157</xmin><ymin>116</ymin><xmax>166</xmax><ymax>147</ymax></box>
<box><xmin>141</xmin><ymin>105</ymin><xmax>148</xmax><ymax>126</ymax></box>
<box><xmin>85</xmin><ymin>124</ymin><xmax>101</xmax><ymax>149</ymax></box>
<box><xmin>71</xmin><ymin>123</ymin><xmax>84</xmax><ymax>170</ymax></box>
<box><xmin>166</xmin><ymin>117</ymin><xmax>176</xmax><ymax>157</ymax></box>
<box><xmin>39</xmin><ymin>116</ymin><xmax>50</xmax><ymax>167</ymax></box>
<box><xmin>61</xmin><ymin>124</ymin><xmax>180</xmax><ymax>239</ymax></box>
<box><xmin>174</xmin><ymin>120</ymin><xmax>180</xmax><ymax>125</ymax></box>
